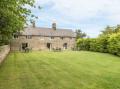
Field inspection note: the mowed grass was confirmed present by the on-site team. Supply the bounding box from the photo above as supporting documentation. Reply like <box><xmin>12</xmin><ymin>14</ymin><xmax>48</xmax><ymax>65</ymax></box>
<box><xmin>0</xmin><ymin>51</ymin><xmax>120</xmax><ymax>89</ymax></box>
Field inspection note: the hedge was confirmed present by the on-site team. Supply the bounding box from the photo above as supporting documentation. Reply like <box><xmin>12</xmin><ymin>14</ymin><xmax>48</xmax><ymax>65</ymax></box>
<box><xmin>77</xmin><ymin>33</ymin><xmax>120</xmax><ymax>56</ymax></box>
<box><xmin>107</xmin><ymin>33</ymin><xmax>120</xmax><ymax>56</ymax></box>
<box><xmin>77</xmin><ymin>38</ymin><xmax>91</xmax><ymax>50</ymax></box>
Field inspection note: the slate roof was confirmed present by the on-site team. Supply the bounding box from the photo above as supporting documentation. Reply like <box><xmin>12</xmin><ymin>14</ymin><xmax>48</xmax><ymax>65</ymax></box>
<box><xmin>21</xmin><ymin>27</ymin><xmax>76</xmax><ymax>37</ymax></box>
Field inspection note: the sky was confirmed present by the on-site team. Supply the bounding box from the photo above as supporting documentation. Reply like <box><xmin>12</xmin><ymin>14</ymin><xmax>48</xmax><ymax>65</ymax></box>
<box><xmin>30</xmin><ymin>0</ymin><xmax>120</xmax><ymax>37</ymax></box>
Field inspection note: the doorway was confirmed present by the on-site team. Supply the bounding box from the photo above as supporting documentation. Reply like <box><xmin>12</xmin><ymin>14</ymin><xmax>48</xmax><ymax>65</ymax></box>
<box><xmin>63</xmin><ymin>43</ymin><xmax>67</xmax><ymax>50</ymax></box>
<box><xmin>22</xmin><ymin>43</ymin><xmax>28</xmax><ymax>50</ymax></box>
<box><xmin>47</xmin><ymin>43</ymin><xmax>51</xmax><ymax>50</ymax></box>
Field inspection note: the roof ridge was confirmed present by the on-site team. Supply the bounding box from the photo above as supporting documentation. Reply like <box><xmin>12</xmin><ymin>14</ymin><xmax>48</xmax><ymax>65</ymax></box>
<box><xmin>22</xmin><ymin>27</ymin><xmax>76</xmax><ymax>37</ymax></box>
<box><xmin>26</xmin><ymin>27</ymin><xmax>73</xmax><ymax>31</ymax></box>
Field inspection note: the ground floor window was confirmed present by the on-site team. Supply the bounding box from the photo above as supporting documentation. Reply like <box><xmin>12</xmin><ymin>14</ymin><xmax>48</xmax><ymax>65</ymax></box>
<box><xmin>26</xmin><ymin>35</ymin><xmax>32</xmax><ymax>39</ymax></box>
<box><xmin>63</xmin><ymin>43</ymin><xmax>67</xmax><ymax>49</ymax></box>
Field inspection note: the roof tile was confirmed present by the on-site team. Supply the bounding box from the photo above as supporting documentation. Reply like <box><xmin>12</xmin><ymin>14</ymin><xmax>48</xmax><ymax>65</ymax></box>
<box><xmin>21</xmin><ymin>27</ymin><xmax>76</xmax><ymax>37</ymax></box>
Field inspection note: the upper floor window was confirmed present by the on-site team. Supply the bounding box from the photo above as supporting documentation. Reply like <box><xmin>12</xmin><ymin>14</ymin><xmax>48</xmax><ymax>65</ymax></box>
<box><xmin>61</xmin><ymin>37</ymin><xmax>64</xmax><ymax>40</ymax></box>
<box><xmin>26</xmin><ymin>35</ymin><xmax>32</xmax><ymax>39</ymax></box>
<box><xmin>14</xmin><ymin>35</ymin><xmax>19</xmax><ymax>39</ymax></box>
<box><xmin>51</xmin><ymin>37</ymin><xmax>54</xmax><ymax>39</ymax></box>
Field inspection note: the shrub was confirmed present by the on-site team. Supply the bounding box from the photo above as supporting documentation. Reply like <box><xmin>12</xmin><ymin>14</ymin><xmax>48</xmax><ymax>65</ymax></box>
<box><xmin>97</xmin><ymin>35</ymin><xmax>109</xmax><ymax>53</ymax></box>
<box><xmin>77</xmin><ymin>38</ymin><xmax>91</xmax><ymax>51</ymax></box>
<box><xmin>108</xmin><ymin>33</ymin><xmax>120</xmax><ymax>56</ymax></box>
<box><xmin>76</xmin><ymin>33</ymin><xmax>120</xmax><ymax>56</ymax></box>
<box><xmin>89</xmin><ymin>38</ymin><xmax>98</xmax><ymax>51</ymax></box>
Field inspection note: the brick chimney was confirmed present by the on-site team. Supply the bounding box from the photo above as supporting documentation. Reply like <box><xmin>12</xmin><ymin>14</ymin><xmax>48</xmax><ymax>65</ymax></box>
<box><xmin>52</xmin><ymin>23</ymin><xmax>56</xmax><ymax>30</ymax></box>
<box><xmin>32</xmin><ymin>21</ymin><xmax>35</xmax><ymax>28</ymax></box>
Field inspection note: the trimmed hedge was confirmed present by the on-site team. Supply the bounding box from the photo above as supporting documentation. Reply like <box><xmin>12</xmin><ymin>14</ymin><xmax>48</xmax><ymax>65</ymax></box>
<box><xmin>77</xmin><ymin>33</ymin><xmax>120</xmax><ymax>56</ymax></box>
<box><xmin>107</xmin><ymin>33</ymin><xmax>120</xmax><ymax>56</ymax></box>
<box><xmin>77</xmin><ymin>38</ymin><xmax>91</xmax><ymax>50</ymax></box>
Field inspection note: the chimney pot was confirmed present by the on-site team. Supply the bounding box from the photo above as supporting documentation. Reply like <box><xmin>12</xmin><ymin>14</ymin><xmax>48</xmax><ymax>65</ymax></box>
<box><xmin>32</xmin><ymin>21</ymin><xmax>35</xmax><ymax>28</ymax></box>
<box><xmin>52</xmin><ymin>23</ymin><xmax>56</xmax><ymax>30</ymax></box>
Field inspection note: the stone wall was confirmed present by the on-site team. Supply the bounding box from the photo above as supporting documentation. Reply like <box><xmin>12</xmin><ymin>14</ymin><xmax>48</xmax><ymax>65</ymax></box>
<box><xmin>11</xmin><ymin>36</ymin><xmax>76</xmax><ymax>51</ymax></box>
<box><xmin>0</xmin><ymin>45</ymin><xmax>10</xmax><ymax>64</ymax></box>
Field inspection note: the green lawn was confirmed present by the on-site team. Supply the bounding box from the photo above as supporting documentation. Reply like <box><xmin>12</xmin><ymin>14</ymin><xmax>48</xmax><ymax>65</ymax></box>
<box><xmin>0</xmin><ymin>51</ymin><xmax>120</xmax><ymax>89</ymax></box>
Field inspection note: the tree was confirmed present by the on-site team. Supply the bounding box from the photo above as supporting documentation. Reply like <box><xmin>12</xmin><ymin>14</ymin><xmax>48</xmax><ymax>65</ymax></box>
<box><xmin>100</xmin><ymin>26</ymin><xmax>114</xmax><ymax>36</ymax></box>
<box><xmin>75</xmin><ymin>29</ymin><xmax>87</xmax><ymax>40</ymax></box>
<box><xmin>114</xmin><ymin>25</ymin><xmax>120</xmax><ymax>33</ymax></box>
<box><xmin>0</xmin><ymin>0</ymin><xmax>38</xmax><ymax>45</ymax></box>
<box><xmin>100</xmin><ymin>25</ymin><xmax>120</xmax><ymax>37</ymax></box>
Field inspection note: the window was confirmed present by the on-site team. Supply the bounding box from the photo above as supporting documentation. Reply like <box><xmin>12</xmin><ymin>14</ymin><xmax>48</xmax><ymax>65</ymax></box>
<box><xmin>14</xmin><ymin>35</ymin><xmax>18</xmax><ymax>39</ymax></box>
<box><xmin>26</xmin><ymin>35</ymin><xmax>32</xmax><ymax>39</ymax></box>
<box><xmin>61</xmin><ymin>37</ymin><xmax>64</xmax><ymax>40</ymax></box>
<box><xmin>63</xmin><ymin>43</ymin><xmax>67</xmax><ymax>49</ymax></box>
<box><xmin>51</xmin><ymin>37</ymin><xmax>54</xmax><ymax>39</ymax></box>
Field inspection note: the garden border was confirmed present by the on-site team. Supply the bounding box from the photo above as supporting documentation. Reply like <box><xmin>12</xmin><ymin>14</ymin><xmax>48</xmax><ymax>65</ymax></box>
<box><xmin>0</xmin><ymin>45</ymin><xmax>10</xmax><ymax>64</ymax></box>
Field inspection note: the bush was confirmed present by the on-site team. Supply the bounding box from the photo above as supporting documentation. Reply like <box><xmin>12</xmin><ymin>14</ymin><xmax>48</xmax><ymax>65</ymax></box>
<box><xmin>0</xmin><ymin>35</ymin><xmax>10</xmax><ymax>46</ymax></box>
<box><xmin>98</xmin><ymin>35</ymin><xmax>109</xmax><ymax>52</ymax></box>
<box><xmin>77</xmin><ymin>38</ymin><xmax>91</xmax><ymax>51</ymax></box>
<box><xmin>108</xmin><ymin>33</ymin><xmax>120</xmax><ymax>56</ymax></box>
<box><xmin>77</xmin><ymin>33</ymin><xmax>120</xmax><ymax>56</ymax></box>
<box><xmin>89</xmin><ymin>38</ymin><xmax>98</xmax><ymax>51</ymax></box>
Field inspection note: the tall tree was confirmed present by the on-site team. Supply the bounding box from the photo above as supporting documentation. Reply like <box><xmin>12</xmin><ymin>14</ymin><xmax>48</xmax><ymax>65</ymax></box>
<box><xmin>114</xmin><ymin>25</ymin><xmax>120</xmax><ymax>33</ymax></box>
<box><xmin>101</xmin><ymin>26</ymin><xmax>114</xmax><ymax>35</ymax></box>
<box><xmin>100</xmin><ymin>25</ymin><xmax>120</xmax><ymax>37</ymax></box>
<box><xmin>75</xmin><ymin>29</ymin><xmax>87</xmax><ymax>40</ymax></box>
<box><xmin>0</xmin><ymin>0</ymin><xmax>38</xmax><ymax>45</ymax></box>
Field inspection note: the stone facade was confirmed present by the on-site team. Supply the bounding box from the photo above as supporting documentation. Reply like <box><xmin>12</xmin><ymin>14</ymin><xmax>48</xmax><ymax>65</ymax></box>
<box><xmin>11</xmin><ymin>23</ymin><xmax>76</xmax><ymax>51</ymax></box>
<box><xmin>11</xmin><ymin>36</ymin><xmax>76</xmax><ymax>51</ymax></box>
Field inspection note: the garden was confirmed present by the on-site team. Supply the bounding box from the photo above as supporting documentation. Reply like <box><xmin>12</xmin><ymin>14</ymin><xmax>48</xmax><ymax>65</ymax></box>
<box><xmin>0</xmin><ymin>51</ymin><xmax>120</xmax><ymax>89</ymax></box>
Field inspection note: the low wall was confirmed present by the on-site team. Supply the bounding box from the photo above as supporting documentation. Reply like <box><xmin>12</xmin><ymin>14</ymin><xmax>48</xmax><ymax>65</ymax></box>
<box><xmin>0</xmin><ymin>45</ymin><xmax>10</xmax><ymax>64</ymax></box>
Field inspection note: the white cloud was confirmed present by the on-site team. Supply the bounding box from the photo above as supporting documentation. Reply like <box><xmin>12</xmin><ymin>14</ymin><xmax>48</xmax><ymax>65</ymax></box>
<box><xmin>34</xmin><ymin>0</ymin><xmax>120</xmax><ymax>37</ymax></box>
<box><xmin>36</xmin><ymin>0</ymin><xmax>120</xmax><ymax>21</ymax></box>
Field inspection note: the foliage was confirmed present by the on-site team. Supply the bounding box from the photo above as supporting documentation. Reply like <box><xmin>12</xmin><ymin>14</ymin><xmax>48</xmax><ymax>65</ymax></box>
<box><xmin>107</xmin><ymin>33</ymin><xmax>120</xmax><ymax>56</ymax></box>
<box><xmin>77</xmin><ymin>38</ymin><xmax>91</xmax><ymax>50</ymax></box>
<box><xmin>77</xmin><ymin>37</ymin><xmax>108</xmax><ymax>52</ymax></box>
<box><xmin>90</xmin><ymin>35</ymin><xmax>109</xmax><ymax>52</ymax></box>
<box><xmin>77</xmin><ymin>25</ymin><xmax>120</xmax><ymax>56</ymax></box>
<box><xmin>89</xmin><ymin>38</ymin><xmax>98</xmax><ymax>51</ymax></box>
<box><xmin>100</xmin><ymin>25</ymin><xmax>120</xmax><ymax>36</ymax></box>
<box><xmin>0</xmin><ymin>0</ymin><xmax>37</xmax><ymax>45</ymax></box>
<box><xmin>75</xmin><ymin>29</ymin><xmax>87</xmax><ymax>40</ymax></box>
<box><xmin>100</xmin><ymin>26</ymin><xmax>114</xmax><ymax>36</ymax></box>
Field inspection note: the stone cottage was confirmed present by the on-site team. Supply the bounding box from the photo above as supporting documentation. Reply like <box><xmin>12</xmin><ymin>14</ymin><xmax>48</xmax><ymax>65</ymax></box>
<box><xmin>10</xmin><ymin>23</ymin><xmax>76</xmax><ymax>51</ymax></box>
